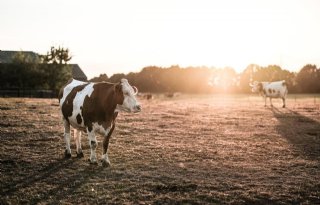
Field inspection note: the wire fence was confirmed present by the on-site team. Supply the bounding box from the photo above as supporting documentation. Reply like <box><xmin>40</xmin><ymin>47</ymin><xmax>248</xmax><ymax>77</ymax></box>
<box><xmin>0</xmin><ymin>89</ymin><xmax>56</xmax><ymax>98</ymax></box>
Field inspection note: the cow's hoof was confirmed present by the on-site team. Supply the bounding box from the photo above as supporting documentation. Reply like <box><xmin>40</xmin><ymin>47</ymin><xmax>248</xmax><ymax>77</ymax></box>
<box><xmin>88</xmin><ymin>159</ymin><xmax>98</xmax><ymax>165</ymax></box>
<box><xmin>64</xmin><ymin>150</ymin><xmax>72</xmax><ymax>159</ymax></box>
<box><xmin>90</xmin><ymin>161</ymin><xmax>98</xmax><ymax>165</ymax></box>
<box><xmin>283</xmin><ymin>105</ymin><xmax>286</xmax><ymax>108</ymax></box>
<box><xmin>77</xmin><ymin>152</ymin><xmax>84</xmax><ymax>158</ymax></box>
<box><xmin>101</xmin><ymin>160</ymin><xmax>111</xmax><ymax>167</ymax></box>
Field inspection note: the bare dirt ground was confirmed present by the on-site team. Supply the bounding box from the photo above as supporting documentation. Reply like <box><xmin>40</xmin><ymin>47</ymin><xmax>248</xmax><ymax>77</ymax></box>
<box><xmin>0</xmin><ymin>95</ymin><xmax>319</xmax><ymax>204</ymax></box>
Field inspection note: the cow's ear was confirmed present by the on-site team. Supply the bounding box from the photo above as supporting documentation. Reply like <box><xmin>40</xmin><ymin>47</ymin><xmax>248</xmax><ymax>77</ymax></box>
<box><xmin>114</xmin><ymin>83</ymin><xmax>122</xmax><ymax>93</ymax></box>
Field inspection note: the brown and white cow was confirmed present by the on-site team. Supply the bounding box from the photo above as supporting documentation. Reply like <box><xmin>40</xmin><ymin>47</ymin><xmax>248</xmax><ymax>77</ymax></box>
<box><xmin>58</xmin><ymin>78</ymin><xmax>141</xmax><ymax>166</ymax></box>
<box><xmin>250</xmin><ymin>80</ymin><xmax>288</xmax><ymax>108</ymax></box>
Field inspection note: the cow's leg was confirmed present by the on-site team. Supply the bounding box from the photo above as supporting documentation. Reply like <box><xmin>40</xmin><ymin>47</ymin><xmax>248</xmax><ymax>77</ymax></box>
<box><xmin>270</xmin><ymin>98</ymin><xmax>273</xmax><ymax>107</ymax></box>
<box><xmin>74</xmin><ymin>129</ymin><xmax>84</xmax><ymax>158</ymax></box>
<box><xmin>264</xmin><ymin>96</ymin><xmax>267</xmax><ymax>107</ymax></box>
<box><xmin>63</xmin><ymin>119</ymin><xmax>72</xmax><ymax>158</ymax></box>
<box><xmin>87</xmin><ymin>128</ymin><xmax>98</xmax><ymax>164</ymax></box>
<box><xmin>282</xmin><ymin>97</ymin><xmax>286</xmax><ymax>108</ymax></box>
<box><xmin>101</xmin><ymin>124</ymin><xmax>115</xmax><ymax>167</ymax></box>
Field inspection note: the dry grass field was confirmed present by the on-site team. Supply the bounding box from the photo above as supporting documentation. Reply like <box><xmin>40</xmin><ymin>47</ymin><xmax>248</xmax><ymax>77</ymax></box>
<box><xmin>0</xmin><ymin>94</ymin><xmax>319</xmax><ymax>204</ymax></box>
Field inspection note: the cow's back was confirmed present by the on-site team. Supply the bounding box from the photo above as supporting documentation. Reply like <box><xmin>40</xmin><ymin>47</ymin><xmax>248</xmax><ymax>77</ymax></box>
<box><xmin>59</xmin><ymin>79</ymin><xmax>88</xmax><ymax>107</ymax></box>
<box><xmin>263</xmin><ymin>80</ymin><xmax>287</xmax><ymax>97</ymax></box>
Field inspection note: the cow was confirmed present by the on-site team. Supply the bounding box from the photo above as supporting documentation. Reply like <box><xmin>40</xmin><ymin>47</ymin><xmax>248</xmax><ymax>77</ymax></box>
<box><xmin>249</xmin><ymin>80</ymin><xmax>288</xmax><ymax>108</ymax></box>
<box><xmin>58</xmin><ymin>78</ymin><xmax>141</xmax><ymax>167</ymax></box>
<box><xmin>139</xmin><ymin>93</ymin><xmax>153</xmax><ymax>100</ymax></box>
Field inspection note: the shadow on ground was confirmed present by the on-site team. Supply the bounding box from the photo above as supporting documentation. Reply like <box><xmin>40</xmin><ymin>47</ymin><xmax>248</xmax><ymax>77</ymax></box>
<box><xmin>271</xmin><ymin>107</ymin><xmax>320</xmax><ymax>160</ymax></box>
<box><xmin>1</xmin><ymin>157</ymin><xmax>105</xmax><ymax>204</ymax></box>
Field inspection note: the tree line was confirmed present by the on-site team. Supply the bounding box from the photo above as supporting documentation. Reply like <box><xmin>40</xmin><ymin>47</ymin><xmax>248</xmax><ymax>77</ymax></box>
<box><xmin>90</xmin><ymin>64</ymin><xmax>320</xmax><ymax>94</ymax></box>
<box><xmin>1</xmin><ymin>46</ymin><xmax>319</xmax><ymax>94</ymax></box>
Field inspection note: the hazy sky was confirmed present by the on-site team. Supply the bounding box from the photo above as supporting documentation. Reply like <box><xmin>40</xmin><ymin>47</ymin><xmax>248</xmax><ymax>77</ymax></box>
<box><xmin>1</xmin><ymin>0</ymin><xmax>320</xmax><ymax>79</ymax></box>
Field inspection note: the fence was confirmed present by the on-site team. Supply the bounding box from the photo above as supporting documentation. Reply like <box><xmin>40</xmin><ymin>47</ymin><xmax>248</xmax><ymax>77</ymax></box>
<box><xmin>0</xmin><ymin>89</ymin><xmax>57</xmax><ymax>98</ymax></box>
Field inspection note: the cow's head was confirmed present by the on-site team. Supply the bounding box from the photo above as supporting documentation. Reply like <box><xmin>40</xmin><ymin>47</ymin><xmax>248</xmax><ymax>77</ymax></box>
<box><xmin>249</xmin><ymin>81</ymin><xmax>263</xmax><ymax>93</ymax></box>
<box><xmin>115</xmin><ymin>79</ymin><xmax>141</xmax><ymax>113</ymax></box>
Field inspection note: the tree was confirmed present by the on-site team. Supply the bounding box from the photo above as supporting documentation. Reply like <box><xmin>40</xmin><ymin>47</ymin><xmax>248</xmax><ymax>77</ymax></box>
<box><xmin>40</xmin><ymin>46</ymin><xmax>73</xmax><ymax>91</ymax></box>
<box><xmin>89</xmin><ymin>64</ymin><xmax>318</xmax><ymax>94</ymax></box>
<box><xmin>239</xmin><ymin>64</ymin><xmax>261</xmax><ymax>93</ymax></box>
<box><xmin>208</xmin><ymin>67</ymin><xmax>238</xmax><ymax>93</ymax></box>
<box><xmin>296</xmin><ymin>64</ymin><xmax>319</xmax><ymax>93</ymax></box>
<box><xmin>109</xmin><ymin>73</ymin><xmax>126</xmax><ymax>83</ymax></box>
<box><xmin>56</xmin><ymin>46</ymin><xmax>72</xmax><ymax>64</ymax></box>
<box><xmin>89</xmin><ymin>74</ymin><xmax>109</xmax><ymax>82</ymax></box>
<box><xmin>10</xmin><ymin>51</ymin><xmax>42</xmax><ymax>89</ymax></box>
<box><xmin>40</xmin><ymin>46</ymin><xmax>72</xmax><ymax>64</ymax></box>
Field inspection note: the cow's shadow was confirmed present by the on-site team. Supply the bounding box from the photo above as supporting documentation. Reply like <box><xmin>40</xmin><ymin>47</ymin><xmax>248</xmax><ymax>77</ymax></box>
<box><xmin>2</xmin><ymin>158</ymin><xmax>74</xmax><ymax>195</ymax></box>
<box><xmin>271</xmin><ymin>107</ymin><xmax>320</xmax><ymax>160</ymax></box>
<box><xmin>2</xmin><ymin>157</ymin><xmax>106</xmax><ymax>204</ymax></box>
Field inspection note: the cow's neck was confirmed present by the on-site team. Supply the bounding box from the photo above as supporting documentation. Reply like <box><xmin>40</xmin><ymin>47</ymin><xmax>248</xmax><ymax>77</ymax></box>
<box><xmin>102</xmin><ymin>93</ymin><xmax>118</xmax><ymax>116</ymax></box>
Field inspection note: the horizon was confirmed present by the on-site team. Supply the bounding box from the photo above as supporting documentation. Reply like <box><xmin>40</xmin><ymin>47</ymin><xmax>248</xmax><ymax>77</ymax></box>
<box><xmin>1</xmin><ymin>0</ymin><xmax>320</xmax><ymax>79</ymax></box>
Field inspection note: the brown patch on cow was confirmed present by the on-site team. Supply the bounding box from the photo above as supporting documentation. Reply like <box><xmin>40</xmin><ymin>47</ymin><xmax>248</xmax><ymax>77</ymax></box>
<box><xmin>272</xmin><ymin>89</ymin><xmax>276</xmax><ymax>93</ymax></box>
<box><xmin>103</xmin><ymin>123</ymin><xmax>115</xmax><ymax>154</ymax></box>
<box><xmin>81</xmin><ymin>82</ymin><xmax>124</xmax><ymax>133</ymax></box>
<box><xmin>76</xmin><ymin>113</ymin><xmax>82</xmax><ymax>125</ymax></box>
<box><xmin>268</xmin><ymin>88</ymin><xmax>272</xmax><ymax>93</ymax></box>
<box><xmin>263</xmin><ymin>88</ymin><xmax>267</xmax><ymax>95</ymax></box>
<box><xmin>61</xmin><ymin>83</ymin><xmax>89</xmax><ymax>123</ymax></box>
<box><xmin>114</xmin><ymin>83</ymin><xmax>125</xmax><ymax>105</ymax></box>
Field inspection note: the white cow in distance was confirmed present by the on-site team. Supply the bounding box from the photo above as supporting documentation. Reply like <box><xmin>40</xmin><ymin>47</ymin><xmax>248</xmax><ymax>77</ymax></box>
<box><xmin>250</xmin><ymin>80</ymin><xmax>288</xmax><ymax>108</ymax></box>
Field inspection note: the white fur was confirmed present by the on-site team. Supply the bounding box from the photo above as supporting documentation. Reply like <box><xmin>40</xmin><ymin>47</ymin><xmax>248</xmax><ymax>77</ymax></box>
<box><xmin>74</xmin><ymin>129</ymin><xmax>82</xmax><ymax>154</ymax></box>
<box><xmin>92</xmin><ymin>123</ymin><xmax>111</xmax><ymax>136</ymax></box>
<box><xmin>101</xmin><ymin>154</ymin><xmax>110</xmax><ymax>165</ymax></box>
<box><xmin>59</xmin><ymin>79</ymin><xmax>87</xmax><ymax>107</ymax></box>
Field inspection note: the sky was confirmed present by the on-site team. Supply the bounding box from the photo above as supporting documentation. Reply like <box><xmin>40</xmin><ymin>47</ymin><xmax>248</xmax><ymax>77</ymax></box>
<box><xmin>1</xmin><ymin>0</ymin><xmax>320</xmax><ymax>79</ymax></box>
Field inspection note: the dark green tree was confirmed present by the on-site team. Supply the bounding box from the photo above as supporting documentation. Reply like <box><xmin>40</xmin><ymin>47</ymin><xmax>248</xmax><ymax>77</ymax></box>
<box><xmin>40</xmin><ymin>46</ymin><xmax>73</xmax><ymax>91</ymax></box>
<box><xmin>296</xmin><ymin>64</ymin><xmax>319</xmax><ymax>93</ymax></box>
<box><xmin>109</xmin><ymin>73</ymin><xmax>126</xmax><ymax>83</ymax></box>
<box><xmin>89</xmin><ymin>74</ymin><xmax>109</xmax><ymax>82</ymax></box>
<box><xmin>239</xmin><ymin>64</ymin><xmax>260</xmax><ymax>93</ymax></box>
<box><xmin>10</xmin><ymin>51</ymin><xmax>42</xmax><ymax>89</ymax></box>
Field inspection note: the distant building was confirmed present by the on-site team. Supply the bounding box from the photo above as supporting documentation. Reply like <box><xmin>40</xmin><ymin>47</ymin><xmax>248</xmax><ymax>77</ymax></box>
<box><xmin>0</xmin><ymin>50</ymin><xmax>87</xmax><ymax>81</ymax></box>
<box><xmin>70</xmin><ymin>64</ymin><xmax>87</xmax><ymax>81</ymax></box>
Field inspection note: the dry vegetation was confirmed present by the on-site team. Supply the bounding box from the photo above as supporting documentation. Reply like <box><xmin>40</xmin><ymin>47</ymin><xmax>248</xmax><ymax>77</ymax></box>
<box><xmin>0</xmin><ymin>95</ymin><xmax>319</xmax><ymax>204</ymax></box>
